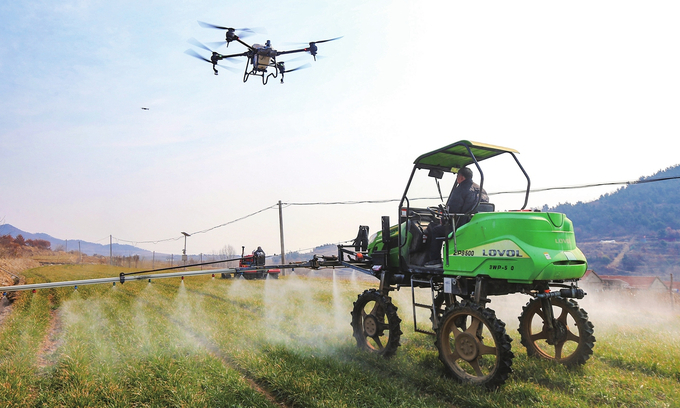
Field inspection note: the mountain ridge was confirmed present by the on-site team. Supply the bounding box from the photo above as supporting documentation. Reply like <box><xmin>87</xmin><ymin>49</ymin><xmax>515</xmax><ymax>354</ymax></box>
<box><xmin>0</xmin><ymin>224</ymin><xmax>163</xmax><ymax>258</ymax></box>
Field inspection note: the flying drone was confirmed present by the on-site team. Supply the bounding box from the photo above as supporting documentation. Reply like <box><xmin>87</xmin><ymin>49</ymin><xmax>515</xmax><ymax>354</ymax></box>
<box><xmin>185</xmin><ymin>21</ymin><xmax>341</xmax><ymax>84</ymax></box>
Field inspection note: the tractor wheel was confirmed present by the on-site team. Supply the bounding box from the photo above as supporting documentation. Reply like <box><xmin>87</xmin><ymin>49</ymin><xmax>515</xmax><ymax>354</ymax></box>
<box><xmin>435</xmin><ymin>300</ymin><xmax>514</xmax><ymax>389</ymax></box>
<box><xmin>351</xmin><ymin>289</ymin><xmax>402</xmax><ymax>358</ymax></box>
<box><xmin>518</xmin><ymin>297</ymin><xmax>595</xmax><ymax>366</ymax></box>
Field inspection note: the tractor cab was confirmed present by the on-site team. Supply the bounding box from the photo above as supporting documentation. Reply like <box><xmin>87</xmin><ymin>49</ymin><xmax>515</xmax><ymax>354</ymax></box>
<box><xmin>366</xmin><ymin>140</ymin><xmax>587</xmax><ymax>285</ymax></box>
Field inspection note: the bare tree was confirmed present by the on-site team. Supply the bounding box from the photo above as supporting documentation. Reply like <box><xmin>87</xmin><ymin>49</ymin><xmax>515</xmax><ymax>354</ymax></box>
<box><xmin>219</xmin><ymin>244</ymin><xmax>238</xmax><ymax>268</ymax></box>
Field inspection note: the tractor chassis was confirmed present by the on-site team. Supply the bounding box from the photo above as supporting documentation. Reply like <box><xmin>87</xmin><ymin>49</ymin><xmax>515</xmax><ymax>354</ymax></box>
<box><xmin>335</xmin><ymin>244</ymin><xmax>595</xmax><ymax>389</ymax></box>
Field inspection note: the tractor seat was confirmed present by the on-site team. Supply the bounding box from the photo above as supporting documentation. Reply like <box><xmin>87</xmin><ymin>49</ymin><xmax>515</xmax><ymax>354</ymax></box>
<box><xmin>407</xmin><ymin>219</ymin><xmax>425</xmax><ymax>253</ymax></box>
<box><xmin>476</xmin><ymin>202</ymin><xmax>495</xmax><ymax>213</ymax></box>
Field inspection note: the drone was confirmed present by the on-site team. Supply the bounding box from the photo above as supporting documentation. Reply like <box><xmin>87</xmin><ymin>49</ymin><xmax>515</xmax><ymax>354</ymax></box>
<box><xmin>185</xmin><ymin>21</ymin><xmax>341</xmax><ymax>84</ymax></box>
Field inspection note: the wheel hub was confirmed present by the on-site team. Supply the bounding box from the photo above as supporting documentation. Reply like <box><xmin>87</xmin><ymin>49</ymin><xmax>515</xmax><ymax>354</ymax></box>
<box><xmin>550</xmin><ymin>319</ymin><xmax>568</xmax><ymax>345</ymax></box>
<box><xmin>363</xmin><ymin>315</ymin><xmax>379</xmax><ymax>337</ymax></box>
<box><xmin>454</xmin><ymin>332</ymin><xmax>479</xmax><ymax>361</ymax></box>
<box><xmin>546</xmin><ymin>320</ymin><xmax>567</xmax><ymax>346</ymax></box>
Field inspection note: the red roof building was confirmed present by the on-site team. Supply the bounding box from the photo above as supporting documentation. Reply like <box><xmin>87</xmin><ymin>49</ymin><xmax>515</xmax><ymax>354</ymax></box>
<box><xmin>580</xmin><ymin>270</ymin><xmax>604</xmax><ymax>291</ymax></box>
<box><xmin>598</xmin><ymin>275</ymin><xmax>668</xmax><ymax>291</ymax></box>
<box><xmin>663</xmin><ymin>279</ymin><xmax>680</xmax><ymax>293</ymax></box>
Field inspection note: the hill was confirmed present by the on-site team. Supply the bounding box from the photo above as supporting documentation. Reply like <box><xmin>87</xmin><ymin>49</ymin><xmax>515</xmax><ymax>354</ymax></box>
<box><xmin>547</xmin><ymin>164</ymin><xmax>680</xmax><ymax>276</ymax></box>
<box><xmin>547</xmin><ymin>164</ymin><xmax>680</xmax><ymax>240</ymax></box>
<box><xmin>0</xmin><ymin>224</ymin><xmax>160</xmax><ymax>258</ymax></box>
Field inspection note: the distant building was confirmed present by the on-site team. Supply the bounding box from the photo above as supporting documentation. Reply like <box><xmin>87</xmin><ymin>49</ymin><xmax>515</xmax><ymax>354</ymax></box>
<box><xmin>663</xmin><ymin>280</ymin><xmax>680</xmax><ymax>293</ymax></box>
<box><xmin>580</xmin><ymin>270</ymin><xmax>604</xmax><ymax>292</ymax></box>
<box><xmin>598</xmin><ymin>275</ymin><xmax>668</xmax><ymax>291</ymax></box>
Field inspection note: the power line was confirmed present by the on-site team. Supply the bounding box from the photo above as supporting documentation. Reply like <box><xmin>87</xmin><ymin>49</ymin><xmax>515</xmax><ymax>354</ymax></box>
<box><xmin>114</xmin><ymin>175</ymin><xmax>680</xmax><ymax>247</ymax></box>
<box><xmin>491</xmin><ymin>175</ymin><xmax>680</xmax><ymax>196</ymax></box>
<box><xmin>283</xmin><ymin>198</ymin><xmax>399</xmax><ymax>206</ymax></box>
<box><xmin>113</xmin><ymin>204</ymin><xmax>278</xmax><ymax>245</ymax></box>
<box><xmin>189</xmin><ymin>204</ymin><xmax>278</xmax><ymax>235</ymax></box>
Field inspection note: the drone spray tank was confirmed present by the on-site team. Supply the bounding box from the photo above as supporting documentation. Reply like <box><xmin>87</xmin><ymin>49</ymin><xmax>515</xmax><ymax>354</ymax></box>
<box><xmin>251</xmin><ymin>40</ymin><xmax>274</xmax><ymax>71</ymax></box>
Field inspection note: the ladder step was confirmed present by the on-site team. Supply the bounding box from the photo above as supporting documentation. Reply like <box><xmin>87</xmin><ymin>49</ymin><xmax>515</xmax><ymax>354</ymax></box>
<box><xmin>415</xmin><ymin>328</ymin><xmax>435</xmax><ymax>336</ymax></box>
<box><xmin>414</xmin><ymin>302</ymin><xmax>432</xmax><ymax>309</ymax></box>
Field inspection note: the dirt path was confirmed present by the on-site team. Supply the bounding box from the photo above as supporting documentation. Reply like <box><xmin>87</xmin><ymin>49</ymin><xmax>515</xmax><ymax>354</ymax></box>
<box><xmin>37</xmin><ymin>310</ymin><xmax>63</xmax><ymax>370</ymax></box>
<box><xmin>0</xmin><ymin>297</ymin><xmax>13</xmax><ymax>327</ymax></box>
<box><xmin>606</xmin><ymin>237</ymin><xmax>635</xmax><ymax>270</ymax></box>
<box><xmin>0</xmin><ymin>261</ymin><xmax>28</xmax><ymax>328</ymax></box>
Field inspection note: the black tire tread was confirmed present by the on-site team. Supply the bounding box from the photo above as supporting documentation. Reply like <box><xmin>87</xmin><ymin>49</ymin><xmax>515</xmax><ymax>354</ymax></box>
<box><xmin>435</xmin><ymin>300</ymin><xmax>514</xmax><ymax>389</ymax></box>
<box><xmin>518</xmin><ymin>297</ymin><xmax>595</xmax><ymax>366</ymax></box>
<box><xmin>350</xmin><ymin>289</ymin><xmax>402</xmax><ymax>358</ymax></box>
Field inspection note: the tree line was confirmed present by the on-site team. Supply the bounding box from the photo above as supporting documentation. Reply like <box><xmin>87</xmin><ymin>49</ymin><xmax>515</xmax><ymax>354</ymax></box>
<box><xmin>0</xmin><ymin>234</ymin><xmax>51</xmax><ymax>257</ymax></box>
<box><xmin>547</xmin><ymin>164</ymin><xmax>680</xmax><ymax>241</ymax></box>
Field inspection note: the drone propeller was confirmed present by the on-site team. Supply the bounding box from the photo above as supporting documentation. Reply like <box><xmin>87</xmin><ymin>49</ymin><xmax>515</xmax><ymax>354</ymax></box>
<box><xmin>184</xmin><ymin>49</ymin><xmax>238</xmax><ymax>74</ymax></box>
<box><xmin>185</xmin><ymin>48</ymin><xmax>211</xmax><ymax>63</ymax></box>
<box><xmin>279</xmin><ymin>62</ymin><xmax>311</xmax><ymax>73</ymax></box>
<box><xmin>276</xmin><ymin>61</ymin><xmax>311</xmax><ymax>84</ymax></box>
<box><xmin>188</xmin><ymin>38</ymin><xmax>241</xmax><ymax>65</ymax></box>
<box><xmin>205</xmin><ymin>40</ymin><xmax>227</xmax><ymax>49</ymax></box>
<box><xmin>197</xmin><ymin>21</ymin><xmax>262</xmax><ymax>46</ymax></box>
<box><xmin>305</xmin><ymin>36</ymin><xmax>342</xmax><ymax>61</ymax></box>
<box><xmin>197</xmin><ymin>21</ymin><xmax>256</xmax><ymax>34</ymax></box>
<box><xmin>310</xmin><ymin>36</ymin><xmax>343</xmax><ymax>45</ymax></box>
<box><xmin>281</xmin><ymin>54</ymin><xmax>308</xmax><ymax>63</ymax></box>
<box><xmin>187</xmin><ymin>37</ymin><xmax>214</xmax><ymax>53</ymax></box>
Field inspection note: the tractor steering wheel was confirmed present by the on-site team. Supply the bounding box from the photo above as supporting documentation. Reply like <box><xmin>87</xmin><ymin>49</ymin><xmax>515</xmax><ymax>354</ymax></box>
<box><xmin>427</xmin><ymin>206</ymin><xmax>443</xmax><ymax>218</ymax></box>
<box><xmin>428</xmin><ymin>205</ymin><xmax>451</xmax><ymax>224</ymax></box>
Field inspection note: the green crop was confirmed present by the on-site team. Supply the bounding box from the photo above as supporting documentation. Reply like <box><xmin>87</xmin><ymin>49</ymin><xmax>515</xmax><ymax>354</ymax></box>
<box><xmin>0</xmin><ymin>265</ymin><xmax>678</xmax><ymax>407</ymax></box>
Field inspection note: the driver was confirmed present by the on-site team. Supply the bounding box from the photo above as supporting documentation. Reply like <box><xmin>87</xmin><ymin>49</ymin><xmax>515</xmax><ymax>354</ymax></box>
<box><xmin>424</xmin><ymin>167</ymin><xmax>488</xmax><ymax>266</ymax></box>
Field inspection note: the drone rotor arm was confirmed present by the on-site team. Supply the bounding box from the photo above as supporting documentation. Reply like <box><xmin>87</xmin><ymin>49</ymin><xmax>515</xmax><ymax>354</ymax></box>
<box><xmin>216</xmin><ymin>51</ymin><xmax>249</xmax><ymax>60</ymax></box>
<box><xmin>276</xmin><ymin>48</ymin><xmax>308</xmax><ymax>56</ymax></box>
<box><xmin>233</xmin><ymin>38</ymin><xmax>256</xmax><ymax>51</ymax></box>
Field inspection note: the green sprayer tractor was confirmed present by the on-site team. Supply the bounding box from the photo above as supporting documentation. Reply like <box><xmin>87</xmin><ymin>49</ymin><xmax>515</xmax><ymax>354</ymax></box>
<box><xmin>334</xmin><ymin>140</ymin><xmax>595</xmax><ymax>388</ymax></box>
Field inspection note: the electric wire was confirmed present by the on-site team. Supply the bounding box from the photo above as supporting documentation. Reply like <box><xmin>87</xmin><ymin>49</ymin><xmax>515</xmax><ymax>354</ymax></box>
<box><xmin>113</xmin><ymin>204</ymin><xmax>277</xmax><ymax>245</ymax></box>
<box><xmin>490</xmin><ymin>175</ymin><xmax>680</xmax><ymax>196</ymax></box>
<box><xmin>111</xmin><ymin>175</ymin><xmax>680</xmax><ymax>248</ymax></box>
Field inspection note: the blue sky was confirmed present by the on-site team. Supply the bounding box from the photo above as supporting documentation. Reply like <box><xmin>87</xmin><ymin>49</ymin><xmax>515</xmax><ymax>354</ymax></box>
<box><xmin>2</xmin><ymin>1</ymin><xmax>679</xmax><ymax>257</ymax></box>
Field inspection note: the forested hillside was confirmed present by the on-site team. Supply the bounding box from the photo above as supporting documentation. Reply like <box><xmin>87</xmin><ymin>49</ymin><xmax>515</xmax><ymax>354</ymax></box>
<box><xmin>547</xmin><ymin>165</ymin><xmax>680</xmax><ymax>276</ymax></box>
<box><xmin>548</xmin><ymin>164</ymin><xmax>680</xmax><ymax>241</ymax></box>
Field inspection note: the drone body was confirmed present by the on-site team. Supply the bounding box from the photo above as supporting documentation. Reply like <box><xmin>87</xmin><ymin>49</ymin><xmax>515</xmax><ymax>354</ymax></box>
<box><xmin>185</xmin><ymin>21</ymin><xmax>341</xmax><ymax>84</ymax></box>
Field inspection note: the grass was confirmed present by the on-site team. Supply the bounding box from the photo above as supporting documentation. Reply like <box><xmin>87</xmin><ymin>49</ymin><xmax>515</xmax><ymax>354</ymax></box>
<box><xmin>1</xmin><ymin>264</ymin><xmax>679</xmax><ymax>407</ymax></box>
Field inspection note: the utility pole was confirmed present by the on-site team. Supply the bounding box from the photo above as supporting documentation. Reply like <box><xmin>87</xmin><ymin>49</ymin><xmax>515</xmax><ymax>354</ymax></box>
<box><xmin>78</xmin><ymin>241</ymin><xmax>81</xmax><ymax>264</ymax></box>
<box><xmin>109</xmin><ymin>235</ymin><xmax>112</xmax><ymax>265</ymax></box>
<box><xmin>152</xmin><ymin>251</ymin><xmax>155</xmax><ymax>270</ymax></box>
<box><xmin>278</xmin><ymin>200</ymin><xmax>286</xmax><ymax>274</ymax></box>
<box><xmin>671</xmin><ymin>274</ymin><xmax>675</xmax><ymax>311</ymax></box>
<box><xmin>181</xmin><ymin>232</ymin><xmax>190</xmax><ymax>269</ymax></box>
